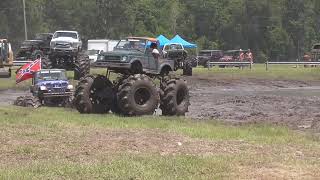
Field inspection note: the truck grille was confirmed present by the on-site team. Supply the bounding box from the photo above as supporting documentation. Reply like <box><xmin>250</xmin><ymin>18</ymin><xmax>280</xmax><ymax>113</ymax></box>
<box><xmin>56</xmin><ymin>42</ymin><xmax>71</xmax><ymax>48</ymax></box>
<box><xmin>103</xmin><ymin>56</ymin><xmax>121</xmax><ymax>62</ymax></box>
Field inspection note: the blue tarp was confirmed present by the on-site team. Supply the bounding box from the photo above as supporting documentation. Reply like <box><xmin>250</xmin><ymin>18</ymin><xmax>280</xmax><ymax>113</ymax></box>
<box><xmin>156</xmin><ymin>35</ymin><xmax>170</xmax><ymax>48</ymax></box>
<box><xmin>169</xmin><ymin>35</ymin><xmax>197</xmax><ymax>49</ymax></box>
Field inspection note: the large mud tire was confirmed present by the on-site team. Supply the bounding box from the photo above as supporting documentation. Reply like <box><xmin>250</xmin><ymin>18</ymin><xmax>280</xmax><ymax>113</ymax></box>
<box><xmin>14</xmin><ymin>96</ymin><xmax>26</xmax><ymax>106</ymax></box>
<box><xmin>117</xmin><ymin>74</ymin><xmax>159</xmax><ymax>116</ymax></box>
<box><xmin>14</xmin><ymin>96</ymin><xmax>41</xmax><ymax>108</ymax></box>
<box><xmin>160</xmin><ymin>78</ymin><xmax>190</xmax><ymax>116</ymax></box>
<box><xmin>74</xmin><ymin>53</ymin><xmax>90</xmax><ymax>80</ymax></box>
<box><xmin>183</xmin><ymin>60</ymin><xmax>193</xmax><ymax>76</ymax></box>
<box><xmin>74</xmin><ymin>75</ymin><xmax>114</xmax><ymax>114</ymax></box>
<box><xmin>31</xmin><ymin>50</ymin><xmax>44</xmax><ymax>60</ymax></box>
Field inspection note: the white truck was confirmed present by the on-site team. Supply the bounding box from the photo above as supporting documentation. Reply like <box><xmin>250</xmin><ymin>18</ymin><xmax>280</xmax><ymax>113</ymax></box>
<box><xmin>87</xmin><ymin>39</ymin><xmax>118</xmax><ymax>64</ymax></box>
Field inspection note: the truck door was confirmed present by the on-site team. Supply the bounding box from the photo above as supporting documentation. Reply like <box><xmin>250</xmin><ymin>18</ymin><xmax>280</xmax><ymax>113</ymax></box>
<box><xmin>147</xmin><ymin>48</ymin><xmax>157</xmax><ymax>70</ymax></box>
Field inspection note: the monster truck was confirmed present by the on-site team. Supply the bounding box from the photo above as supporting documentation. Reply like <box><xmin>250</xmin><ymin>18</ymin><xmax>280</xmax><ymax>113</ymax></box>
<box><xmin>15</xmin><ymin>33</ymin><xmax>53</xmax><ymax>62</ymax></box>
<box><xmin>14</xmin><ymin>69</ymin><xmax>73</xmax><ymax>107</ymax></box>
<box><xmin>49</xmin><ymin>30</ymin><xmax>90</xmax><ymax>80</ymax></box>
<box><xmin>75</xmin><ymin>37</ymin><xmax>190</xmax><ymax>116</ymax></box>
<box><xmin>162</xmin><ymin>43</ymin><xmax>192</xmax><ymax>76</ymax></box>
<box><xmin>197</xmin><ymin>50</ymin><xmax>223</xmax><ymax>67</ymax></box>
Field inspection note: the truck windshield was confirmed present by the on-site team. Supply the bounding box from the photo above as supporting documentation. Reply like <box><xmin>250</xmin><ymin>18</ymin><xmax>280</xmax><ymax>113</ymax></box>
<box><xmin>164</xmin><ymin>44</ymin><xmax>183</xmax><ymax>51</ymax></box>
<box><xmin>36</xmin><ymin>70</ymin><xmax>67</xmax><ymax>82</ymax></box>
<box><xmin>53</xmin><ymin>32</ymin><xmax>77</xmax><ymax>39</ymax></box>
<box><xmin>87</xmin><ymin>50</ymin><xmax>100</xmax><ymax>55</ymax></box>
<box><xmin>115</xmin><ymin>39</ymin><xmax>146</xmax><ymax>52</ymax></box>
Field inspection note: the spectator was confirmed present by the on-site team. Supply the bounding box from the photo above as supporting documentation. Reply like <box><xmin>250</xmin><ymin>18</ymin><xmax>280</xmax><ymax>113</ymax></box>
<box><xmin>247</xmin><ymin>49</ymin><xmax>254</xmax><ymax>63</ymax></box>
<box><xmin>239</xmin><ymin>49</ymin><xmax>245</xmax><ymax>61</ymax></box>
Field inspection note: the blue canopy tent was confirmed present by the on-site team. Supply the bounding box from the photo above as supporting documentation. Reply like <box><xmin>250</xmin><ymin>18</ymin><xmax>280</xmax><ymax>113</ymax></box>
<box><xmin>169</xmin><ymin>35</ymin><xmax>197</xmax><ymax>49</ymax></box>
<box><xmin>156</xmin><ymin>35</ymin><xmax>170</xmax><ymax>48</ymax></box>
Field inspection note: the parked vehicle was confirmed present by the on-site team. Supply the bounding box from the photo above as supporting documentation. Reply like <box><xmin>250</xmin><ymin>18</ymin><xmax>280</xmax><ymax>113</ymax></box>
<box><xmin>197</xmin><ymin>50</ymin><xmax>223</xmax><ymax>67</ymax></box>
<box><xmin>48</xmin><ymin>30</ymin><xmax>90</xmax><ymax>80</ymax></box>
<box><xmin>87</xmin><ymin>39</ymin><xmax>118</xmax><ymax>64</ymax></box>
<box><xmin>15</xmin><ymin>33</ymin><xmax>53</xmax><ymax>62</ymax></box>
<box><xmin>162</xmin><ymin>43</ymin><xmax>191</xmax><ymax>75</ymax></box>
<box><xmin>219</xmin><ymin>49</ymin><xmax>249</xmax><ymax>68</ymax></box>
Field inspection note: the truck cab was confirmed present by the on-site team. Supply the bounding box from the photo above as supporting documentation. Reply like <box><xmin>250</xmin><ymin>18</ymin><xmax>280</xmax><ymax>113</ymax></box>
<box><xmin>95</xmin><ymin>37</ymin><xmax>175</xmax><ymax>75</ymax></box>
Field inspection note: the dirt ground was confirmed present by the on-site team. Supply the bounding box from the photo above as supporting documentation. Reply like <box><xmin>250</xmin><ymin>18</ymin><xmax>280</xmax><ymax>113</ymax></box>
<box><xmin>1</xmin><ymin>75</ymin><xmax>320</xmax><ymax>131</ymax></box>
<box><xmin>186</xmin><ymin>75</ymin><xmax>320</xmax><ymax>131</ymax></box>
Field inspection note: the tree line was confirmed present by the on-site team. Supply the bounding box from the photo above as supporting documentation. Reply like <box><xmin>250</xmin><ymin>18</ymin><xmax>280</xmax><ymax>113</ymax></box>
<box><xmin>0</xmin><ymin>0</ymin><xmax>319</xmax><ymax>62</ymax></box>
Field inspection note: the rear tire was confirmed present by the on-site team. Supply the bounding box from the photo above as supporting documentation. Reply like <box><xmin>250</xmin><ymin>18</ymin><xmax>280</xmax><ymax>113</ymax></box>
<box><xmin>160</xmin><ymin>77</ymin><xmax>190</xmax><ymax>116</ymax></box>
<box><xmin>14</xmin><ymin>96</ymin><xmax>26</xmax><ymax>106</ymax></box>
<box><xmin>74</xmin><ymin>53</ymin><xmax>90</xmax><ymax>80</ymax></box>
<box><xmin>74</xmin><ymin>75</ymin><xmax>114</xmax><ymax>114</ymax></box>
<box><xmin>24</xmin><ymin>96</ymin><xmax>41</xmax><ymax>108</ymax></box>
<box><xmin>117</xmin><ymin>74</ymin><xmax>159</xmax><ymax>116</ymax></box>
<box><xmin>183</xmin><ymin>60</ymin><xmax>193</xmax><ymax>76</ymax></box>
<box><xmin>31</xmin><ymin>50</ymin><xmax>44</xmax><ymax>60</ymax></box>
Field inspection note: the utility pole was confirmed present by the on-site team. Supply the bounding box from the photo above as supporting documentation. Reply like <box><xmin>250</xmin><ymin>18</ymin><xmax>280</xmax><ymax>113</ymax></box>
<box><xmin>23</xmin><ymin>0</ymin><xmax>28</xmax><ymax>40</ymax></box>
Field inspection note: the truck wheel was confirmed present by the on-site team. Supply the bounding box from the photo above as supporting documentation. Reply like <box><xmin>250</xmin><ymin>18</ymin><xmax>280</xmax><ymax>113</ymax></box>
<box><xmin>31</xmin><ymin>50</ymin><xmax>44</xmax><ymax>60</ymax></box>
<box><xmin>74</xmin><ymin>75</ymin><xmax>114</xmax><ymax>114</ymax></box>
<box><xmin>74</xmin><ymin>53</ymin><xmax>90</xmax><ymax>80</ymax></box>
<box><xmin>160</xmin><ymin>78</ymin><xmax>190</xmax><ymax>116</ymax></box>
<box><xmin>183</xmin><ymin>60</ymin><xmax>193</xmax><ymax>76</ymax></box>
<box><xmin>117</xmin><ymin>74</ymin><xmax>159</xmax><ymax>116</ymax></box>
<box><xmin>14</xmin><ymin>96</ymin><xmax>26</xmax><ymax>106</ymax></box>
<box><xmin>41</xmin><ymin>56</ymin><xmax>52</xmax><ymax>69</ymax></box>
<box><xmin>24</xmin><ymin>96</ymin><xmax>41</xmax><ymax>108</ymax></box>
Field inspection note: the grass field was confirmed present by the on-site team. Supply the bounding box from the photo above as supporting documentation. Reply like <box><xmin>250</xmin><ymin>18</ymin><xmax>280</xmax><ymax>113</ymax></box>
<box><xmin>0</xmin><ymin>106</ymin><xmax>319</xmax><ymax>179</ymax></box>
<box><xmin>1</xmin><ymin>65</ymin><xmax>320</xmax><ymax>179</ymax></box>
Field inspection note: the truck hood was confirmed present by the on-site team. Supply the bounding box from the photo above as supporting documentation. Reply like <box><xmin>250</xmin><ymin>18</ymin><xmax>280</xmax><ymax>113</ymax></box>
<box><xmin>36</xmin><ymin>80</ymin><xmax>69</xmax><ymax>88</ymax></box>
<box><xmin>51</xmin><ymin>37</ymin><xmax>78</xmax><ymax>43</ymax></box>
<box><xmin>103</xmin><ymin>50</ymin><xmax>143</xmax><ymax>57</ymax></box>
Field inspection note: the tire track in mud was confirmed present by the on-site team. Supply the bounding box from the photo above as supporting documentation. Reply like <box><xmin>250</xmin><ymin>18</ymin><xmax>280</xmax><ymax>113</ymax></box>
<box><xmin>185</xmin><ymin>76</ymin><xmax>320</xmax><ymax>130</ymax></box>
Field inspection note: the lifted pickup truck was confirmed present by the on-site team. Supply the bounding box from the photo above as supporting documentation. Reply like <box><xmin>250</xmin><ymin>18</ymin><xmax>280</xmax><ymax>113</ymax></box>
<box><xmin>14</xmin><ymin>69</ymin><xmax>73</xmax><ymax>108</ymax></box>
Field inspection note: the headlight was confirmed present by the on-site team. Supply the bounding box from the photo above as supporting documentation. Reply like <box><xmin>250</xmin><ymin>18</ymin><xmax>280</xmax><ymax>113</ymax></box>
<box><xmin>122</xmin><ymin>56</ymin><xmax>128</xmax><ymax>61</ymax></box>
<box><xmin>40</xmin><ymin>86</ymin><xmax>47</xmax><ymax>91</ymax></box>
<box><xmin>72</xmin><ymin>42</ymin><xmax>78</xmax><ymax>48</ymax></box>
<box><xmin>67</xmin><ymin>85</ymin><xmax>73</xmax><ymax>89</ymax></box>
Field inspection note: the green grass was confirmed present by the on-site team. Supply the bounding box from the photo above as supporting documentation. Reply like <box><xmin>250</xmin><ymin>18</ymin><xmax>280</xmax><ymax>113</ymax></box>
<box><xmin>194</xmin><ymin>64</ymin><xmax>320</xmax><ymax>81</ymax></box>
<box><xmin>0</xmin><ymin>106</ymin><xmax>315</xmax><ymax>145</ymax></box>
<box><xmin>0</xmin><ymin>106</ymin><xmax>319</xmax><ymax>179</ymax></box>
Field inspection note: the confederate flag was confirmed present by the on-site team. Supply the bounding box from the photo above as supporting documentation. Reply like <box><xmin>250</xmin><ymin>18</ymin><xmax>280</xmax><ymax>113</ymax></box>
<box><xmin>16</xmin><ymin>58</ymin><xmax>41</xmax><ymax>83</ymax></box>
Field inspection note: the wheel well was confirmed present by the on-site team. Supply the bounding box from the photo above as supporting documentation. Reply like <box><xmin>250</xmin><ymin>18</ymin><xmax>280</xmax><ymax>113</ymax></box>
<box><xmin>131</xmin><ymin>61</ymin><xmax>143</xmax><ymax>74</ymax></box>
<box><xmin>160</xmin><ymin>65</ymin><xmax>172</xmax><ymax>74</ymax></box>
<box><xmin>131</xmin><ymin>60</ymin><xmax>142</xmax><ymax>68</ymax></box>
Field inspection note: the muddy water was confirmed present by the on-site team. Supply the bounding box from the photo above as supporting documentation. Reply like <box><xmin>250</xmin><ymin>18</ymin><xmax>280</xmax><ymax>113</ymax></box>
<box><xmin>186</xmin><ymin>77</ymin><xmax>320</xmax><ymax>130</ymax></box>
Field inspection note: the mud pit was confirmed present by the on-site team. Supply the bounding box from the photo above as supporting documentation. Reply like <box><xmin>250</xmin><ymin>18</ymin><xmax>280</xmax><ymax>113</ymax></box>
<box><xmin>1</xmin><ymin>75</ymin><xmax>320</xmax><ymax>131</ymax></box>
<box><xmin>0</xmin><ymin>90</ymin><xmax>28</xmax><ymax>106</ymax></box>
<box><xmin>186</xmin><ymin>75</ymin><xmax>320</xmax><ymax>130</ymax></box>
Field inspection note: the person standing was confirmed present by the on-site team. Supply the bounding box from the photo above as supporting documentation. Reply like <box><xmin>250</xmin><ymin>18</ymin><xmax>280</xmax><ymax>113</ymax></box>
<box><xmin>247</xmin><ymin>49</ymin><xmax>254</xmax><ymax>63</ymax></box>
<box><xmin>150</xmin><ymin>42</ymin><xmax>160</xmax><ymax>71</ymax></box>
<box><xmin>239</xmin><ymin>49</ymin><xmax>245</xmax><ymax>61</ymax></box>
<box><xmin>2</xmin><ymin>40</ymin><xmax>9</xmax><ymax>63</ymax></box>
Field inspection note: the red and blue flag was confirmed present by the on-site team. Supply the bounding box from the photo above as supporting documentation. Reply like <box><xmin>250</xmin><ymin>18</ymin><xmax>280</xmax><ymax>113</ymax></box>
<box><xmin>16</xmin><ymin>58</ymin><xmax>41</xmax><ymax>83</ymax></box>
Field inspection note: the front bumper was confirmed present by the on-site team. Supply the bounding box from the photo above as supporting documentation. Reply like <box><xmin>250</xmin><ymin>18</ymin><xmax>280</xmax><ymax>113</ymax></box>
<box><xmin>41</xmin><ymin>91</ymin><xmax>73</xmax><ymax>98</ymax></box>
<box><xmin>51</xmin><ymin>47</ymin><xmax>78</xmax><ymax>55</ymax></box>
<box><xmin>94</xmin><ymin>61</ymin><xmax>131</xmax><ymax>69</ymax></box>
